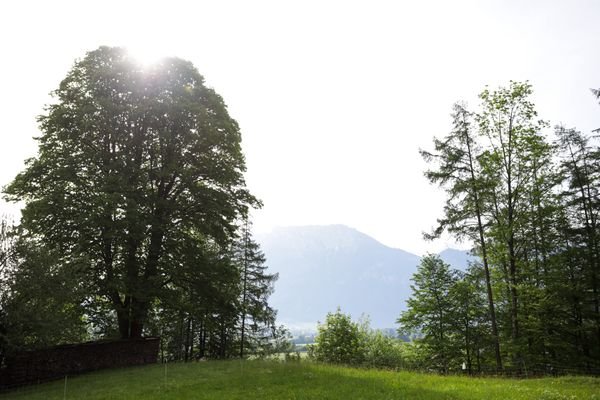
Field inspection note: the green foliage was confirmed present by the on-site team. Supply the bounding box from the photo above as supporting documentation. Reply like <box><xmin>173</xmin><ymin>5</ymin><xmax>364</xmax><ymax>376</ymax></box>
<box><xmin>310</xmin><ymin>310</ymin><xmax>407</xmax><ymax>369</ymax></box>
<box><xmin>256</xmin><ymin>325</ymin><xmax>295</xmax><ymax>359</ymax></box>
<box><xmin>0</xmin><ymin>47</ymin><xmax>280</xmax><ymax>362</ymax></box>
<box><xmin>397</xmin><ymin>254</ymin><xmax>459</xmax><ymax>372</ymax></box>
<box><xmin>141</xmin><ymin>222</ymin><xmax>279</xmax><ymax>362</ymax></box>
<box><xmin>449</xmin><ymin>266</ymin><xmax>490</xmax><ymax>373</ymax></box>
<box><xmin>362</xmin><ymin>330</ymin><xmax>404</xmax><ymax>368</ymax></box>
<box><xmin>4</xmin><ymin>46</ymin><xmax>258</xmax><ymax>339</ymax></box>
<box><xmin>1</xmin><ymin>219</ymin><xmax>88</xmax><ymax>361</ymax></box>
<box><xmin>420</xmin><ymin>101</ymin><xmax>503</xmax><ymax>370</ymax></box>
<box><xmin>310</xmin><ymin>308</ymin><xmax>367</xmax><ymax>365</ymax></box>
<box><xmin>0</xmin><ymin>237</ymin><xmax>89</xmax><ymax>355</ymax></box>
<box><xmin>235</xmin><ymin>220</ymin><xmax>278</xmax><ymax>358</ymax></box>
<box><xmin>421</xmin><ymin>81</ymin><xmax>600</xmax><ymax>372</ymax></box>
<box><xmin>394</xmin><ymin>341</ymin><xmax>431</xmax><ymax>370</ymax></box>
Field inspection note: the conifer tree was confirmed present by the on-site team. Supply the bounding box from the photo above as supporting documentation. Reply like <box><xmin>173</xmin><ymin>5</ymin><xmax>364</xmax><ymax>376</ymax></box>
<box><xmin>235</xmin><ymin>220</ymin><xmax>278</xmax><ymax>358</ymax></box>
<box><xmin>398</xmin><ymin>254</ymin><xmax>457</xmax><ymax>373</ymax></box>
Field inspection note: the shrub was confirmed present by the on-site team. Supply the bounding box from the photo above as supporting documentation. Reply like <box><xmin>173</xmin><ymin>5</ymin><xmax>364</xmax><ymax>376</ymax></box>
<box><xmin>310</xmin><ymin>309</ymin><xmax>410</xmax><ymax>369</ymax></box>
<box><xmin>363</xmin><ymin>331</ymin><xmax>404</xmax><ymax>368</ymax></box>
<box><xmin>395</xmin><ymin>341</ymin><xmax>430</xmax><ymax>370</ymax></box>
<box><xmin>309</xmin><ymin>309</ymin><xmax>367</xmax><ymax>364</ymax></box>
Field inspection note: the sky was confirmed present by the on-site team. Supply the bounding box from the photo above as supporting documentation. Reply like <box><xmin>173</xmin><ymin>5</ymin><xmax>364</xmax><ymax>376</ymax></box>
<box><xmin>0</xmin><ymin>0</ymin><xmax>599</xmax><ymax>255</ymax></box>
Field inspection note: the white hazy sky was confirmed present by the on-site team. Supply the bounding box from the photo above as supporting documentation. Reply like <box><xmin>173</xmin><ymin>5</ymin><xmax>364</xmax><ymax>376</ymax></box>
<box><xmin>1</xmin><ymin>0</ymin><xmax>599</xmax><ymax>255</ymax></box>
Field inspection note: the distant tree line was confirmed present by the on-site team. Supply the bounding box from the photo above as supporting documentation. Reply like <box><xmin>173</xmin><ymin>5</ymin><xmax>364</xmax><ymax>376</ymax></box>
<box><xmin>0</xmin><ymin>46</ymin><xmax>279</xmax><ymax>364</ymax></box>
<box><xmin>399</xmin><ymin>82</ymin><xmax>600</xmax><ymax>374</ymax></box>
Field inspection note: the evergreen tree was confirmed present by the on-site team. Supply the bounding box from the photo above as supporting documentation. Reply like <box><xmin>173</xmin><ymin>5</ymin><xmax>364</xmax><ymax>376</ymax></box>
<box><xmin>556</xmin><ymin>126</ymin><xmax>600</xmax><ymax>361</ymax></box>
<box><xmin>235</xmin><ymin>220</ymin><xmax>278</xmax><ymax>358</ymax></box>
<box><xmin>398</xmin><ymin>254</ymin><xmax>457</xmax><ymax>373</ymax></box>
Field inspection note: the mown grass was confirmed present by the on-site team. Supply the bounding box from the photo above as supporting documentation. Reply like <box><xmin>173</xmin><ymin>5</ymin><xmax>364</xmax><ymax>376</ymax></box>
<box><xmin>2</xmin><ymin>360</ymin><xmax>598</xmax><ymax>400</ymax></box>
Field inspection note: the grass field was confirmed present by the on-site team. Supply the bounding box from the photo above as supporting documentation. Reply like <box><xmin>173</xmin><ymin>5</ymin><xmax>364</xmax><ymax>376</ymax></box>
<box><xmin>2</xmin><ymin>360</ymin><xmax>599</xmax><ymax>400</ymax></box>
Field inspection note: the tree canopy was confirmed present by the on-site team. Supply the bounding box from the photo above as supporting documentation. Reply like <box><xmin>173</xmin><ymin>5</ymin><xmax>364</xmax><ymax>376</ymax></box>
<box><xmin>417</xmin><ymin>81</ymin><xmax>600</xmax><ymax>373</ymax></box>
<box><xmin>4</xmin><ymin>46</ymin><xmax>259</xmax><ymax>339</ymax></box>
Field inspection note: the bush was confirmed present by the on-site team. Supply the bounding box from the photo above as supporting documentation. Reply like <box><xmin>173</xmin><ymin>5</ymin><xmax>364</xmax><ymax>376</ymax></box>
<box><xmin>309</xmin><ymin>309</ymin><xmax>367</xmax><ymax>365</ymax></box>
<box><xmin>395</xmin><ymin>341</ymin><xmax>431</xmax><ymax>370</ymax></box>
<box><xmin>364</xmin><ymin>331</ymin><xmax>404</xmax><ymax>368</ymax></box>
<box><xmin>309</xmin><ymin>309</ymin><xmax>408</xmax><ymax>369</ymax></box>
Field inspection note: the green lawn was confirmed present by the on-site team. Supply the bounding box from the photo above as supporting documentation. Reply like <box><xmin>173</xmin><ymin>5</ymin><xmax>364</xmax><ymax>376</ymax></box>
<box><xmin>2</xmin><ymin>360</ymin><xmax>598</xmax><ymax>400</ymax></box>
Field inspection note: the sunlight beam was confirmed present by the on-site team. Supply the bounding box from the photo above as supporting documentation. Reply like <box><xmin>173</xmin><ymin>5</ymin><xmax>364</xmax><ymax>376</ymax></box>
<box><xmin>127</xmin><ymin>44</ymin><xmax>166</xmax><ymax>67</ymax></box>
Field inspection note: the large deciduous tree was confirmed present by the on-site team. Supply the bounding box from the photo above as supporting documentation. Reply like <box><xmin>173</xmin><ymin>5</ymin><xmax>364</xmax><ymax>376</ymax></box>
<box><xmin>476</xmin><ymin>81</ymin><xmax>550</xmax><ymax>352</ymax></box>
<box><xmin>4</xmin><ymin>46</ymin><xmax>257</xmax><ymax>339</ymax></box>
<box><xmin>418</xmin><ymin>82</ymin><xmax>600</xmax><ymax>371</ymax></box>
<box><xmin>420</xmin><ymin>102</ymin><xmax>503</xmax><ymax>370</ymax></box>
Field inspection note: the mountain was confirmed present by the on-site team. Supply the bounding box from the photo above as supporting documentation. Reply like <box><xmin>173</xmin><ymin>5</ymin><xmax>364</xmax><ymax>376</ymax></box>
<box><xmin>256</xmin><ymin>225</ymin><xmax>471</xmax><ymax>330</ymax></box>
<box><xmin>439</xmin><ymin>248</ymin><xmax>476</xmax><ymax>271</ymax></box>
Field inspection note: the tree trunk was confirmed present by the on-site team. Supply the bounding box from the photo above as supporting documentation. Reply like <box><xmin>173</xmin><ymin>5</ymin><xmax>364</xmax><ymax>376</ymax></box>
<box><xmin>115</xmin><ymin>296</ymin><xmax>147</xmax><ymax>339</ymax></box>
<box><xmin>184</xmin><ymin>316</ymin><xmax>191</xmax><ymax>362</ymax></box>
<box><xmin>465</xmin><ymin>320</ymin><xmax>472</xmax><ymax>375</ymax></box>
<box><xmin>465</xmin><ymin>134</ymin><xmax>503</xmax><ymax>370</ymax></box>
<box><xmin>475</xmin><ymin>209</ymin><xmax>503</xmax><ymax>370</ymax></box>
<box><xmin>240</xmin><ymin>219</ymin><xmax>249</xmax><ymax>358</ymax></box>
<box><xmin>198</xmin><ymin>319</ymin><xmax>206</xmax><ymax>359</ymax></box>
<box><xmin>189</xmin><ymin>318</ymin><xmax>195</xmax><ymax>361</ymax></box>
<box><xmin>506</xmin><ymin>147</ymin><xmax>520</xmax><ymax>345</ymax></box>
<box><xmin>220</xmin><ymin>320</ymin><xmax>227</xmax><ymax>359</ymax></box>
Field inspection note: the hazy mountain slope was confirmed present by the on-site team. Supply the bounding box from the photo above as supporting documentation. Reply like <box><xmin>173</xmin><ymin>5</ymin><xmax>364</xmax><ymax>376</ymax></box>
<box><xmin>439</xmin><ymin>248</ymin><xmax>475</xmax><ymax>271</ymax></box>
<box><xmin>256</xmin><ymin>225</ymin><xmax>470</xmax><ymax>329</ymax></box>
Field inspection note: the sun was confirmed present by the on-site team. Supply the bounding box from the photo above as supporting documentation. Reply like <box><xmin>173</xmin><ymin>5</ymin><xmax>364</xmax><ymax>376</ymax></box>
<box><xmin>127</xmin><ymin>43</ymin><xmax>165</xmax><ymax>67</ymax></box>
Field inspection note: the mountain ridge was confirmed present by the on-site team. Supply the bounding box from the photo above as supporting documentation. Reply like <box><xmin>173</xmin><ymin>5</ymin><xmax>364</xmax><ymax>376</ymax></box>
<box><xmin>256</xmin><ymin>224</ymin><xmax>471</xmax><ymax>330</ymax></box>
